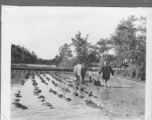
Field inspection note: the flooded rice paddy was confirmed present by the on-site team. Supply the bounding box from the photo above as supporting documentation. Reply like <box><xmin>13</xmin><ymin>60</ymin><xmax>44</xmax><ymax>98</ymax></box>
<box><xmin>11</xmin><ymin>70</ymin><xmax>145</xmax><ymax>120</ymax></box>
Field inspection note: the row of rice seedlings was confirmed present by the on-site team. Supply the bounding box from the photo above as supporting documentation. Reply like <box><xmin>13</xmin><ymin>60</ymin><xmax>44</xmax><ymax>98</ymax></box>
<box><xmin>50</xmin><ymin>77</ymin><xmax>88</xmax><ymax>101</ymax></box>
<box><xmin>50</xmin><ymin>73</ymin><xmax>73</xmax><ymax>88</ymax></box>
<box><xmin>52</xmin><ymin>73</ymin><xmax>74</xmax><ymax>84</ymax></box>
<box><xmin>42</xmin><ymin>102</ymin><xmax>54</xmax><ymax>109</ymax></box>
<box><xmin>49</xmin><ymin>88</ymin><xmax>72</xmax><ymax>102</ymax></box>
<box><xmin>12</xmin><ymin>102</ymin><xmax>28</xmax><ymax>110</ymax></box>
<box><xmin>11</xmin><ymin>70</ymin><xmax>27</xmax><ymax>86</ymax></box>
<box><xmin>31</xmin><ymin>79</ymin><xmax>55</xmax><ymax>109</ymax></box>
<box><xmin>12</xmin><ymin>90</ymin><xmax>28</xmax><ymax>110</ymax></box>
<box><xmin>52</xmin><ymin>73</ymin><xmax>90</xmax><ymax>98</ymax></box>
<box><xmin>53</xmin><ymin>73</ymin><xmax>86</xmax><ymax>99</ymax></box>
<box><xmin>50</xmin><ymin>76</ymin><xmax>72</xmax><ymax>94</ymax></box>
<box><xmin>25</xmin><ymin>70</ymin><xmax>31</xmax><ymax>79</ymax></box>
<box><xmin>32</xmin><ymin>79</ymin><xmax>38</xmax><ymax>87</ymax></box>
<box><xmin>11</xmin><ymin>70</ymin><xmax>24</xmax><ymax>79</ymax></box>
<box><xmin>48</xmin><ymin>77</ymin><xmax>73</xmax><ymax>102</ymax></box>
<box><xmin>85</xmin><ymin>99</ymin><xmax>103</xmax><ymax>110</ymax></box>
<box><xmin>36</xmin><ymin>72</ymin><xmax>48</xmax><ymax>85</ymax></box>
<box><xmin>30</xmin><ymin>71</ymin><xmax>36</xmax><ymax>79</ymax></box>
<box><xmin>33</xmin><ymin>86</ymin><xmax>42</xmax><ymax>96</ymax></box>
<box><xmin>45</xmin><ymin>76</ymin><xmax>50</xmax><ymax>81</ymax></box>
<box><xmin>38</xmin><ymin>71</ymin><xmax>51</xmax><ymax>82</ymax></box>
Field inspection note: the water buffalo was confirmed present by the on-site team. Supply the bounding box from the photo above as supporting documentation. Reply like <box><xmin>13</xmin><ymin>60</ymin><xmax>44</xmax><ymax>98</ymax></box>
<box><xmin>74</xmin><ymin>63</ymin><xmax>86</xmax><ymax>84</ymax></box>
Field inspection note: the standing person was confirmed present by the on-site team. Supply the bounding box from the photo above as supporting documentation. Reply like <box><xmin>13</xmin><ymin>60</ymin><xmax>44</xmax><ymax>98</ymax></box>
<box><xmin>97</xmin><ymin>61</ymin><xmax>114</xmax><ymax>87</ymax></box>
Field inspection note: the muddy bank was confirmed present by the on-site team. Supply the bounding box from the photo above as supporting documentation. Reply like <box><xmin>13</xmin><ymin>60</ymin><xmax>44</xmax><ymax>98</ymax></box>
<box><xmin>11</xmin><ymin>64</ymin><xmax>73</xmax><ymax>72</ymax></box>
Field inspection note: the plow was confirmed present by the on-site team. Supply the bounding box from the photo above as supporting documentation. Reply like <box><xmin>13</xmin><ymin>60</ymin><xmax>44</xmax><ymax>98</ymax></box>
<box><xmin>87</xmin><ymin>72</ymin><xmax>133</xmax><ymax>88</ymax></box>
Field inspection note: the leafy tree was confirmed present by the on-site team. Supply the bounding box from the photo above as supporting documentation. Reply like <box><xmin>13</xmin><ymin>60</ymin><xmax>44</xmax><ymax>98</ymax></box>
<box><xmin>110</xmin><ymin>15</ymin><xmax>146</xmax><ymax>80</ymax></box>
<box><xmin>59</xmin><ymin>43</ymin><xmax>72</xmax><ymax>59</ymax></box>
<box><xmin>111</xmin><ymin>15</ymin><xmax>137</xmax><ymax>62</ymax></box>
<box><xmin>58</xmin><ymin>43</ymin><xmax>73</xmax><ymax>68</ymax></box>
<box><xmin>96</xmin><ymin>38</ymin><xmax>112</xmax><ymax>56</ymax></box>
<box><xmin>71</xmin><ymin>31</ymin><xmax>91</xmax><ymax>65</ymax></box>
<box><xmin>70</xmin><ymin>57</ymin><xmax>79</xmax><ymax>67</ymax></box>
<box><xmin>88</xmin><ymin>53</ymin><xmax>97</xmax><ymax>63</ymax></box>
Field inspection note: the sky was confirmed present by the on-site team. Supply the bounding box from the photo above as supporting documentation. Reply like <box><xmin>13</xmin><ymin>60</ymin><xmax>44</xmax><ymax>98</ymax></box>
<box><xmin>2</xmin><ymin>6</ymin><xmax>147</xmax><ymax>59</ymax></box>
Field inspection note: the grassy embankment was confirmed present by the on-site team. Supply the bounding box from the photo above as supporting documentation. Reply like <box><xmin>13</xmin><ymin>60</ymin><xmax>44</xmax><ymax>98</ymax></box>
<box><xmin>11</xmin><ymin>64</ymin><xmax>73</xmax><ymax>72</ymax></box>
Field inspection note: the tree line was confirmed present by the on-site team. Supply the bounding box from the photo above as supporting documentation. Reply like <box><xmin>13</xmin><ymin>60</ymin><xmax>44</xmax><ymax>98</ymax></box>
<box><xmin>11</xmin><ymin>15</ymin><xmax>146</xmax><ymax>80</ymax></box>
<box><xmin>11</xmin><ymin>44</ymin><xmax>57</xmax><ymax>65</ymax></box>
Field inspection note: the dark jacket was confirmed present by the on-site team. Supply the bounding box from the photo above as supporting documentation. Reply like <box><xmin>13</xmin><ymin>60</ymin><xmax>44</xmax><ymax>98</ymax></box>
<box><xmin>99</xmin><ymin>65</ymin><xmax>114</xmax><ymax>81</ymax></box>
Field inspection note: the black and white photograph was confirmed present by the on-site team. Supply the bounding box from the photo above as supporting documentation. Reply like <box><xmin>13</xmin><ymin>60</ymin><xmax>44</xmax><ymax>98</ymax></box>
<box><xmin>1</xmin><ymin>6</ymin><xmax>152</xmax><ymax>120</ymax></box>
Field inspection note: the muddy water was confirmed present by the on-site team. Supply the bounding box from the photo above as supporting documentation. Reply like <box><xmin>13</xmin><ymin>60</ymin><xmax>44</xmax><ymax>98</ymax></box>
<box><xmin>11</xmin><ymin>70</ymin><xmax>145</xmax><ymax>120</ymax></box>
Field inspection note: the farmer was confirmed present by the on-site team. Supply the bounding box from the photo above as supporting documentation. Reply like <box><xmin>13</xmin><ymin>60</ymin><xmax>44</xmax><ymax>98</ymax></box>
<box><xmin>74</xmin><ymin>63</ymin><xmax>86</xmax><ymax>85</ymax></box>
<box><xmin>97</xmin><ymin>61</ymin><xmax>114</xmax><ymax>87</ymax></box>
